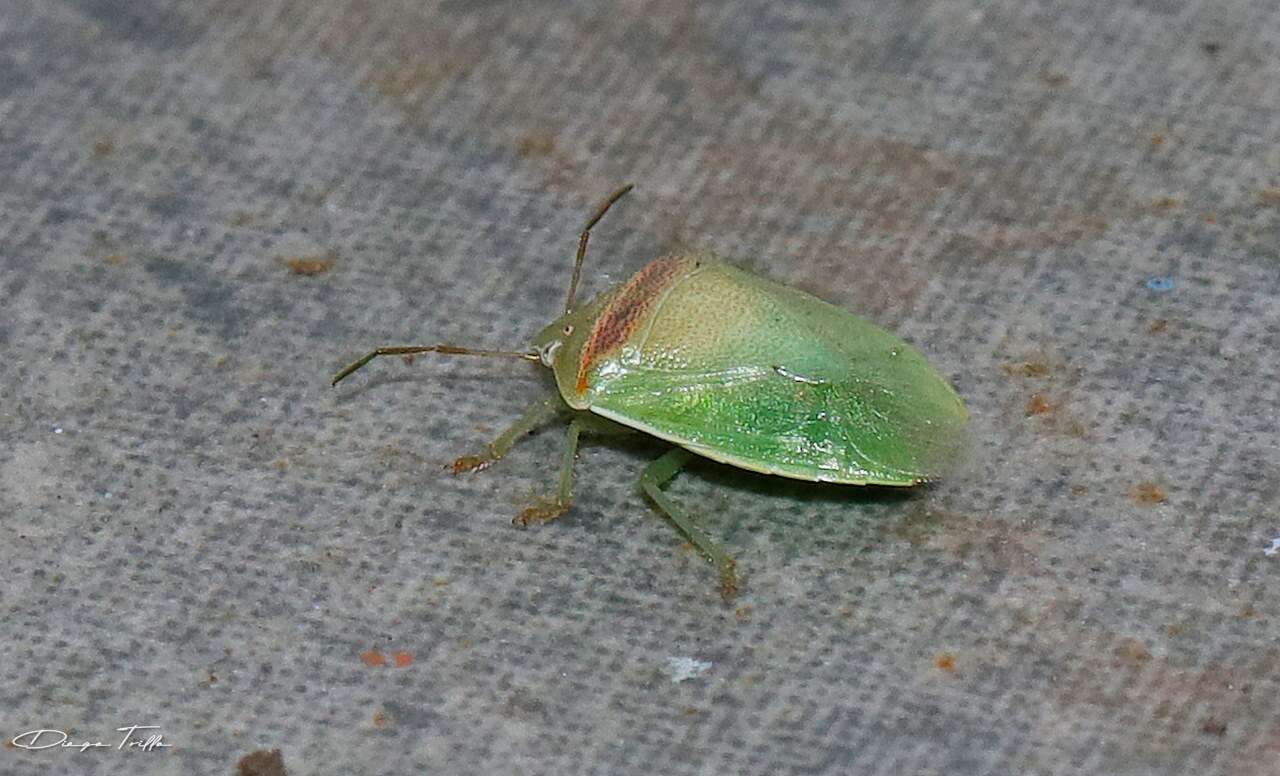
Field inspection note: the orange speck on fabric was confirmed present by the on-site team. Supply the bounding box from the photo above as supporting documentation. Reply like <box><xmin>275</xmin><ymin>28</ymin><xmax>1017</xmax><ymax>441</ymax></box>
<box><xmin>1025</xmin><ymin>393</ymin><xmax>1053</xmax><ymax>415</ymax></box>
<box><xmin>360</xmin><ymin>649</ymin><xmax>387</xmax><ymax>667</ymax></box>
<box><xmin>392</xmin><ymin>651</ymin><xmax>414</xmax><ymax>667</ymax></box>
<box><xmin>1129</xmin><ymin>482</ymin><xmax>1166</xmax><ymax>505</ymax></box>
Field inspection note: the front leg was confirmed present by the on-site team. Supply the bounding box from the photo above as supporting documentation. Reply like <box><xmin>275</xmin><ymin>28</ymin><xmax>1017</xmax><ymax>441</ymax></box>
<box><xmin>449</xmin><ymin>394</ymin><xmax>566</xmax><ymax>473</ymax></box>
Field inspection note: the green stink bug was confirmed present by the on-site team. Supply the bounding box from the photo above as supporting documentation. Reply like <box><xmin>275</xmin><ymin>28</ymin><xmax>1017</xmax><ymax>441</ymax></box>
<box><xmin>332</xmin><ymin>185</ymin><xmax>967</xmax><ymax>597</ymax></box>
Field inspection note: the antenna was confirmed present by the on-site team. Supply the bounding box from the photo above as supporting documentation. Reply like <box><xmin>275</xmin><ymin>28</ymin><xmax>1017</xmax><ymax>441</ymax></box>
<box><xmin>563</xmin><ymin>184</ymin><xmax>634</xmax><ymax>315</ymax></box>
<box><xmin>331</xmin><ymin>344</ymin><xmax>538</xmax><ymax>386</ymax></box>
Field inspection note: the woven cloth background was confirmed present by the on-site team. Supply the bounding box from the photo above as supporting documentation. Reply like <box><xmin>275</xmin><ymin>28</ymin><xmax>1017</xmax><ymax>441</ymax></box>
<box><xmin>3</xmin><ymin>1</ymin><xmax>1279</xmax><ymax>774</ymax></box>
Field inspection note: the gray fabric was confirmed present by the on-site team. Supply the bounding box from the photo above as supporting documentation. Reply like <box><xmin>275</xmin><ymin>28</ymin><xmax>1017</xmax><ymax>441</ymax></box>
<box><xmin>3</xmin><ymin>1</ymin><xmax>1278</xmax><ymax>774</ymax></box>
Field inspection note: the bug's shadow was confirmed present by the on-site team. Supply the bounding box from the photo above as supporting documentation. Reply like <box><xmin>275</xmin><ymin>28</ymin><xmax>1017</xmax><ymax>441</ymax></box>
<box><xmin>330</xmin><ymin>377</ymin><xmax>930</xmax><ymax>557</ymax></box>
<box><xmin>328</xmin><ymin>369</ymin><xmax>542</xmax><ymax>402</ymax></box>
<box><xmin>585</xmin><ymin>432</ymin><xmax>923</xmax><ymax>554</ymax></box>
<box><xmin>588</xmin><ymin>432</ymin><xmax>916</xmax><ymax>506</ymax></box>
<box><xmin>689</xmin><ymin>456</ymin><xmax>919</xmax><ymax>507</ymax></box>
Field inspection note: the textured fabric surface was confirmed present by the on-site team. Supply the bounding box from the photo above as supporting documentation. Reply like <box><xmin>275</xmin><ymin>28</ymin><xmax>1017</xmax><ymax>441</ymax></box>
<box><xmin>3</xmin><ymin>1</ymin><xmax>1279</xmax><ymax>774</ymax></box>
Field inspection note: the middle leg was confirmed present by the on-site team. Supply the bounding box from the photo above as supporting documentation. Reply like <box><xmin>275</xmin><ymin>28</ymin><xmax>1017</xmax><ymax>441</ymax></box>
<box><xmin>513</xmin><ymin>412</ymin><xmax>636</xmax><ymax>526</ymax></box>
<box><xmin>514</xmin><ymin>417</ymin><xmax>583</xmax><ymax>526</ymax></box>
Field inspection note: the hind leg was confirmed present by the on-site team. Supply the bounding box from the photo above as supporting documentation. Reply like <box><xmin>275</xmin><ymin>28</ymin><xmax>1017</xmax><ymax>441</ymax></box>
<box><xmin>639</xmin><ymin>449</ymin><xmax>740</xmax><ymax>601</ymax></box>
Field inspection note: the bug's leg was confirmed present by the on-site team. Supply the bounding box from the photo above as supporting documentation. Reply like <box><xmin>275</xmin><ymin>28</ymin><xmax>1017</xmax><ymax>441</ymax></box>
<box><xmin>513</xmin><ymin>414</ymin><xmax>634</xmax><ymax>525</ymax></box>
<box><xmin>514</xmin><ymin>416</ymin><xmax>584</xmax><ymax>526</ymax></box>
<box><xmin>450</xmin><ymin>394</ymin><xmax>565</xmax><ymax>474</ymax></box>
<box><xmin>639</xmin><ymin>449</ymin><xmax>741</xmax><ymax>601</ymax></box>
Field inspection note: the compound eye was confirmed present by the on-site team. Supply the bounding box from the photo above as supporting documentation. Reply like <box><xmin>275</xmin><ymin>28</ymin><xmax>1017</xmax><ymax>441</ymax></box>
<box><xmin>562</xmin><ymin>324</ymin><xmax>574</xmax><ymax>336</ymax></box>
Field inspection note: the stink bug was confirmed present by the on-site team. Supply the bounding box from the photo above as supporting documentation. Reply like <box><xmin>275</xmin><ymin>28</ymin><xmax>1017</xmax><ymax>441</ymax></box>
<box><xmin>332</xmin><ymin>185</ymin><xmax>967</xmax><ymax>598</ymax></box>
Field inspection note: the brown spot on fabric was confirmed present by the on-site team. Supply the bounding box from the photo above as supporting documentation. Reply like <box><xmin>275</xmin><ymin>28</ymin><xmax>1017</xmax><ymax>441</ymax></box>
<box><xmin>516</xmin><ymin>133</ymin><xmax>556</xmax><ymax>157</ymax></box>
<box><xmin>1114</xmin><ymin>637</ymin><xmax>1153</xmax><ymax>666</ymax></box>
<box><xmin>281</xmin><ymin>253</ymin><xmax>335</xmax><ymax>275</ymax></box>
<box><xmin>1001</xmin><ymin>361</ymin><xmax>1050</xmax><ymax>378</ymax></box>
<box><xmin>1129</xmin><ymin>482</ymin><xmax>1166</xmax><ymax>505</ymax></box>
<box><xmin>237</xmin><ymin>748</ymin><xmax>287</xmax><ymax>776</ymax></box>
<box><xmin>1025</xmin><ymin>393</ymin><xmax>1054</xmax><ymax>416</ymax></box>
<box><xmin>360</xmin><ymin>649</ymin><xmax>387</xmax><ymax>667</ymax></box>
<box><xmin>366</xmin><ymin>59</ymin><xmax>462</xmax><ymax>104</ymax></box>
<box><xmin>935</xmin><ymin>653</ymin><xmax>957</xmax><ymax>673</ymax></box>
<box><xmin>575</xmin><ymin>255</ymin><xmax>693</xmax><ymax>393</ymax></box>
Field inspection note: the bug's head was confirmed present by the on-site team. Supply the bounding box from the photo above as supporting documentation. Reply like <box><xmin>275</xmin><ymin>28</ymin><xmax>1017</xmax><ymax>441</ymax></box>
<box><xmin>530</xmin><ymin>306</ymin><xmax>595</xmax><ymax>399</ymax></box>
